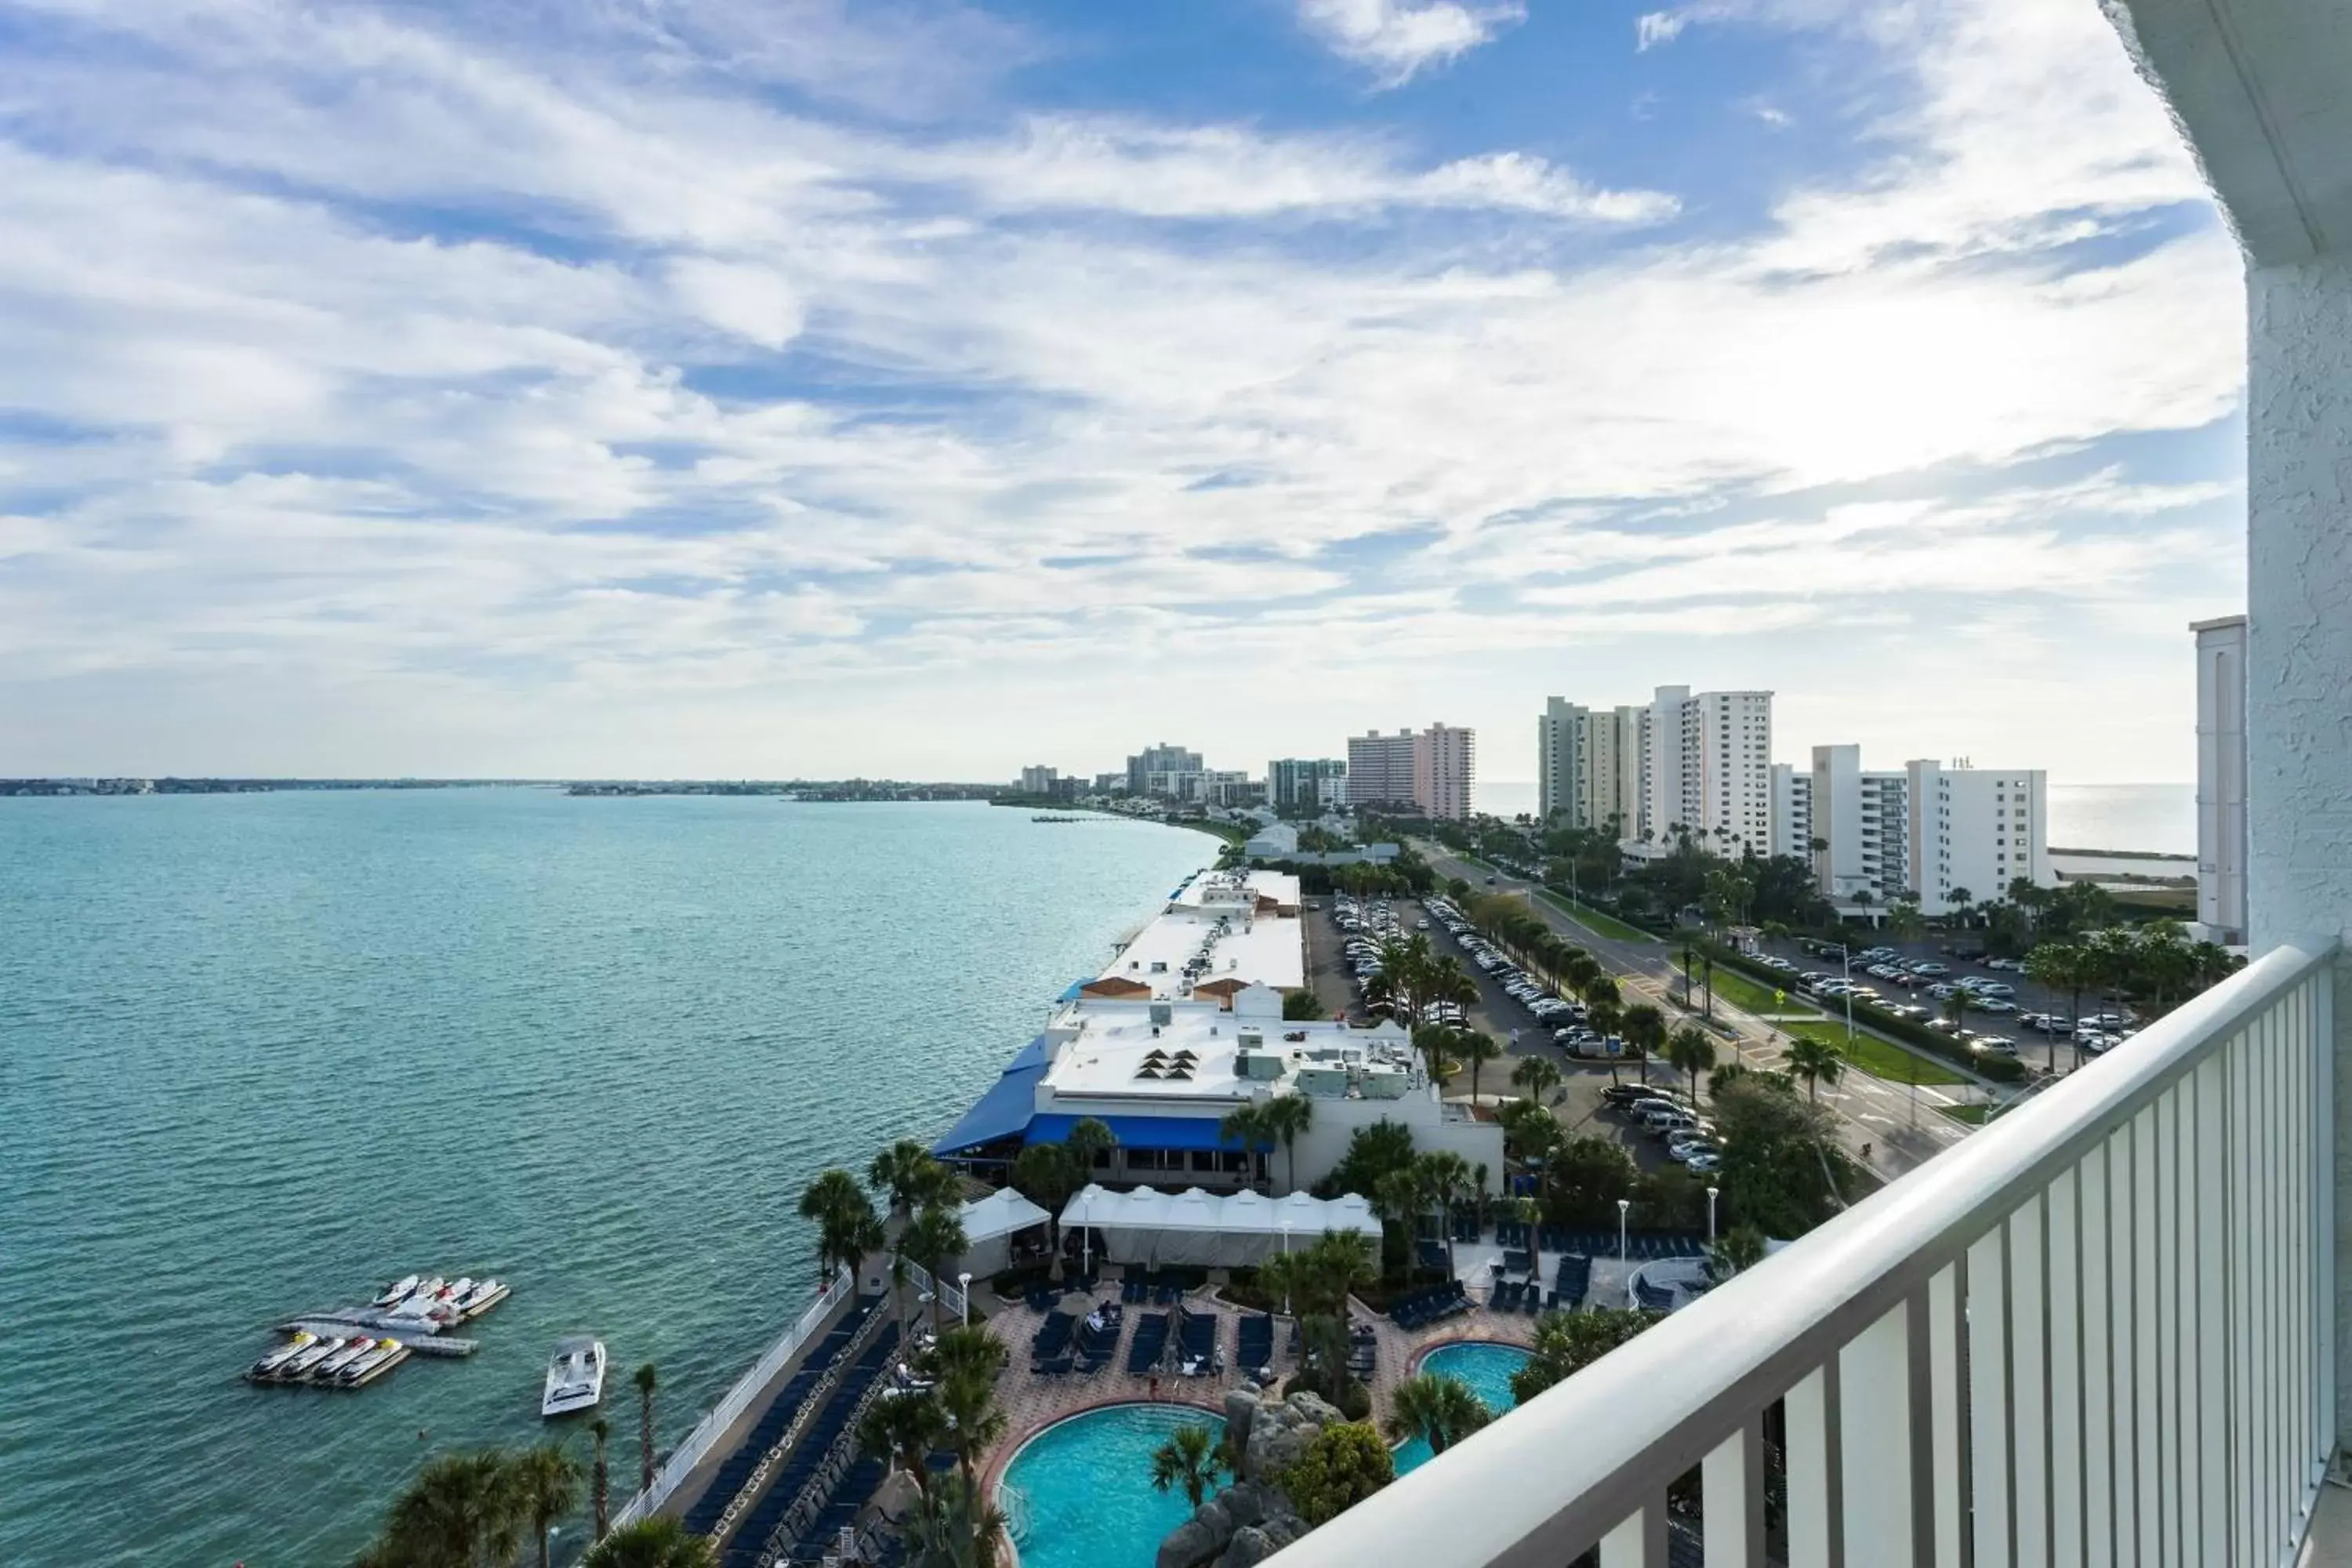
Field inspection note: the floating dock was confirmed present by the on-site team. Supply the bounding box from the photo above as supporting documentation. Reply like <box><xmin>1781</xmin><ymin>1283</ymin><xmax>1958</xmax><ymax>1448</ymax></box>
<box><xmin>278</xmin><ymin>1316</ymin><xmax>479</xmax><ymax>1356</ymax></box>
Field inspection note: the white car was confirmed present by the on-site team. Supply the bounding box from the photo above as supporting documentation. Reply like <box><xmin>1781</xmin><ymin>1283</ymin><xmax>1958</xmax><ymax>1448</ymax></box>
<box><xmin>1685</xmin><ymin>1153</ymin><xmax>1721</xmax><ymax>1174</ymax></box>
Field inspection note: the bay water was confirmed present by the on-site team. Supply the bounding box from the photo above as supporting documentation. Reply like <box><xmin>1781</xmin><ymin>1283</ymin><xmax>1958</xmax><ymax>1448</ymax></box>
<box><xmin>0</xmin><ymin>792</ymin><xmax>1207</xmax><ymax>1566</ymax></box>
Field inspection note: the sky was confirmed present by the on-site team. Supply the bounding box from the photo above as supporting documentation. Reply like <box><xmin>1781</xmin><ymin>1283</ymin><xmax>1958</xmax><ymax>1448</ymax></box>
<box><xmin>0</xmin><ymin>0</ymin><xmax>2247</xmax><ymax>784</ymax></box>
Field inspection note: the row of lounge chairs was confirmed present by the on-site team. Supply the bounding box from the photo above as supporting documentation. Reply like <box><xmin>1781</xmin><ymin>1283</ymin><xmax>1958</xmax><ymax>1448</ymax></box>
<box><xmin>1553</xmin><ymin>1254</ymin><xmax>1592</xmax><ymax>1309</ymax></box>
<box><xmin>1236</xmin><ymin>1313</ymin><xmax>1275</xmax><ymax>1382</ymax></box>
<box><xmin>1488</xmin><ymin>1279</ymin><xmax>1545</xmax><ymax>1315</ymax></box>
<box><xmin>1175</xmin><ymin>1308</ymin><xmax>1221</xmax><ymax>1376</ymax></box>
<box><xmin>725</xmin><ymin>1323</ymin><xmax>902</xmax><ymax>1568</ymax></box>
<box><xmin>1388</xmin><ymin>1280</ymin><xmax>1470</xmax><ymax>1330</ymax></box>
<box><xmin>686</xmin><ymin>1296</ymin><xmax>881</xmax><ymax>1536</ymax></box>
<box><xmin>1126</xmin><ymin>1312</ymin><xmax>1170</xmax><ymax>1374</ymax></box>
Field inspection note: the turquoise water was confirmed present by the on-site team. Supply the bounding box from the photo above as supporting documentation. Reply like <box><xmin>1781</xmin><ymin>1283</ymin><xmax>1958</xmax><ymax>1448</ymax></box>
<box><xmin>999</xmin><ymin>1404</ymin><xmax>1227</xmax><ymax>1568</ymax></box>
<box><xmin>0</xmin><ymin>792</ymin><xmax>1208</xmax><ymax>1567</ymax></box>
<box><xmin>1392</xmin><ymin>1341</ymin><xmax>1532</xmax><ymax>1474</ymax></box>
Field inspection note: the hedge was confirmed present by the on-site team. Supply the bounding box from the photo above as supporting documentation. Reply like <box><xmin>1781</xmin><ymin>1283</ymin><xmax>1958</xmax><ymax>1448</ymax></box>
<box><xmin>1693</xmin><ymin>938</ymin><xmax>2027</xmax><ymax>1084</ymax></box>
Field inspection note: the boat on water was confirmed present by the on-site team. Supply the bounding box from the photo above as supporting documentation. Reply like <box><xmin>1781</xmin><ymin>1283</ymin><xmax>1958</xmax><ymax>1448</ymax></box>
<box><xmin>454</xmin><ymin>1278</ymin><xmax>509</xmax><ymax>1319</ymax></box>
<box><xmin>540</xmin><ymin>1337</ymin><xmax>607</xmax><ymax>1417</ymax></box>
<box><xmin>372</xmin><ymin>1274</ymin><xmax>420</xmax><ymax>1308</ymax></box>
<box><xmin>312</xmin><ymin>1338</ymin><xmax>377</xmax><ymax>1381</ymax></box>
<box><xmin>281</xmin><ymin>1336</ymin><xmax>346</xmax><ymax>1380</ymax></box>
<box><xmin>336</xmin><ymin>1339</ymin><xmax>408</xmax><ymax>1388</ymax></box>
<box><xmin>247</xmin><ymin>1332</ymin><xmax>314</xmax><ymax>1382</ymax></box>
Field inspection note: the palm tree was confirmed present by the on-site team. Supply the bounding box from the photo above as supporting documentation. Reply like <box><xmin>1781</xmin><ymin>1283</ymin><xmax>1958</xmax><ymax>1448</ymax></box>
<box><xmin>1784</xmin><ymin>1036</ymin><xmax>1844</xmax><ymax>1104</ymax></box>
<box><xmin>1665</xmin><ymin>1024</ymin><xmax>1717</xmax><ymax>1104</ymax></box>
<box><xmin>1011</xmin><ymin>1141</ymin><xmax>1082</xmax><ymax>1264</ymax></box>
<box><xmin>869</xmin><ymin>1141</ymin><xmax>956</xmax><ymax>1219</ymax></box>
<box><xmin>1510</xmin><ymin>1054</ymin><xmax>1561</xmax><ymax>1107</ymax></box>
<box><xmin>1417</xmin><ymin>1150</ymin><xmax>1473</xmax><ymax>1276</ymax></box>
<box><xmin>902</xmin><ymin>1473</ymin><xmax>1006</xmax><ymax>1568</ymax></box>
<box><xmin>589</xmin><ymin>1419</ymin><xmax>612</xmax><ymax>1541</ymax></box>
<box><xmin>633</xmin><ymin>1364</ymin><xmax>659</xmax><ymax>1495</ymax></box>
<box><xmin>368</xmin><ymin>1448</ymin><xmax>524</xmax><ymax>1568</ymax></box>
<box><xmin>578</xmin><ymin>1515</ymin><xmax>717</xmax><ymax>1568</ymax></box>
<box><xmin>1262</xmin><ymin>1094</ymin><xmax>1313</xmax><ymax>1194</ymax></box>
<box><xmin>1149</xmin><ymin>1422</ymin><xmax>1228</xmax><ymax>1511</ymax></box>
<box><xmin>2024</xmin><ymin>942</ymin><xmax>2090</xmax><ymax>1065</ymax></box>
<box><xmin>800</xmin><ymin>1167</ymin><xmax>868</xmax><ymax>1229</ymax></box>
<box><xmin>1384</xmin><ymin>1371</ymin><xmax>1492</xmax><ymax>1457</ymax></box>
<box><xmin>1457</xmin><ymin>1031</ymin><xmax>1503</xmax><ymax>1106</ymax></box>
<box><xmin>860</xmin><ymin>1386</ymin><xmax>950</xmax><ymax>1501</ymax></box>
<box><xmin>510</xmin><ymin>1443</ymin><xmax>583</xmax><ymax>1568</ymax></box>
<box><xmin>1063</xmin><ymin>1116</ymin><xmax>1117</xmax><ymax>1185</ymax></box>
<box><xmin>1217</xmin><ymin>1102</ymin><xmax>1279</xmax><ymax>1192</ymax></box>
<box><xmin>936</xmin><ymin>1362</ymin><xmax>1007</xmax><ymax>1493</ymax></box>
<box><xmin>904</xmin><ymin>1203</ymin><xmax>970</xmax><ymax>1330</ymax></box>
<box><xmin>1587</xmin><ymin>996</ymin><xmax>1624</xmax><ymax>1083</ymax></box>
<box><xmin>1620</xmin><ymin>1003</ymin><xmax>1667</xmax><ymax>1079</ymax></box>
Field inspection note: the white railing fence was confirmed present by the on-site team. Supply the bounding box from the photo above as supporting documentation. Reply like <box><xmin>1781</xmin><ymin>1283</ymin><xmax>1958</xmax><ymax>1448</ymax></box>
<box><xmin>902</xmin><ymin>1260</ymin><xmax>967</xmax><ymax>1323</ymax></box>
<box><xmin>612</xmin><ymin>1266</ymin><xmax>855</xmax><ymax>1531</ymax></box>
<box><xmin>1272</xmin><ymin>940</ymin><xmax>2339</xmax><ymax>1568</ymax></box>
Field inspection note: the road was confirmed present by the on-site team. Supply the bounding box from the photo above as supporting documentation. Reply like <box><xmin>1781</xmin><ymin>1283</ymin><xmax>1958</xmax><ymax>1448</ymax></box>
<box><xmin>1412</xmin><ymin>840</ymin><xmax>1984</xmax><ymax>1182</ymax></box>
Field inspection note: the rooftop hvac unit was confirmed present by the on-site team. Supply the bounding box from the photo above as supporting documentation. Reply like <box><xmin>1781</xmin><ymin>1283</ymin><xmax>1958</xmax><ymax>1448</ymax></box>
<box><xmin>1149</xmin><ymin>1002</ymin><xmax>1174</xmax><ymax>1026</ymax></box>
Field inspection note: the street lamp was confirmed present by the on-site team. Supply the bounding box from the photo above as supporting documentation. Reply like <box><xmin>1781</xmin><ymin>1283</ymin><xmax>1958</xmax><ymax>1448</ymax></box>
<box><xmin>958</xmin><ymin>1272</ymin><xmax>971</xmax><ymax>1327</ymax></box>
<box><xmin>1617</xmin><ymin>1197</ymin><xmax>1630</xmax><ymax>1263</ymax></box>
<box><xmin>1706</xmin><ymin>1185</ymin><xmax>1719</xmax><ymax>1244</ymax></box>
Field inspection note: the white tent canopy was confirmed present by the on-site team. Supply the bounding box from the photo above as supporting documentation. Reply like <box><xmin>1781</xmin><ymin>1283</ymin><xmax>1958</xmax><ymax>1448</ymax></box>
<box><xmin>1057</xmin><ymin>1185</ymin><xmax>1383</xmax><ymax>1269</ymax></box>
<box><xmin>958</xmin><ymin>1188</ymin><xmax>1051</xmax><ymax>1275</ymax></box>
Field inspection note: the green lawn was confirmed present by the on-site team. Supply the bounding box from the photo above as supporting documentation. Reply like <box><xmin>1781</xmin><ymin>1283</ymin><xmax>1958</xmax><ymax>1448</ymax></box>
<box><xmin>1788</xmin><ymin>1027</ymin><xmax>1969</xmax><ymax>1087</ymax></box>
<box><xmin>1938</xmin><ymin>1103</ymin><xmax>1995</xmax><ymax>1127</ymax></box>
<box><xmin>1693</xmin><ymin>964</ymin><xmax>1817</xmax><ymax>1018</ymax></box>
<box><xmin>1533</xmin><ymin>888</ymin><xmax>1657</xmax><ymax>943</ymax></box>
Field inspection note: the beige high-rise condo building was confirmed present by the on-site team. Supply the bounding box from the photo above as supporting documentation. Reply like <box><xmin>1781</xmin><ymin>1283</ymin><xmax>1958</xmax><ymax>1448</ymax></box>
<box><xmin>1345</xmin><ymin>731</ymin><xmax>1417</xmax><ymax>808</ymax></box>
<box><xmin>1411</xmin><ymin>723</ymin><xmax>1475</xmax><ymax>821</ymax></box>
<box><xmin>1535</xmin><ymin>698</ymin><xmax>1644</xmax><ymax>834</ymax></box>
<box><xmin>1541</xmin><ymin>685</ymin><xmax>1769</xmax><ymax>852</ymax></box>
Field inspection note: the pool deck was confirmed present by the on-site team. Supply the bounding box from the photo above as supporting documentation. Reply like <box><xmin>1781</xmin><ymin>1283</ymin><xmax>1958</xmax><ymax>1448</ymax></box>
<box><xmin>974</xmin><ymin>1279</ymin><xmax>1540</xmax><ymax>1492</ymax></box>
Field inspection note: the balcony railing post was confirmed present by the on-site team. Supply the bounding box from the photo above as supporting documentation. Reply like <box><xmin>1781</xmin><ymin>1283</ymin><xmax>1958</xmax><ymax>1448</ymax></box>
<box><xmin>1699</xmin><ymin>1417</ymin><xmax>1765</xmax><ymax>1568</ymax></box>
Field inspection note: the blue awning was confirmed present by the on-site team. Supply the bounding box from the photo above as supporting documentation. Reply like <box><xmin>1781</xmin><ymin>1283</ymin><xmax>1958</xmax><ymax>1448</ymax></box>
<box><xmin>932</xmin><ymin>1035</ymin><xmax>1052</xmax><ymax>1156</ymax></box>
<box><xmin>1055</xmin><ymin>978</ymin><xmax>1091</xmax><ymax>1003</ymax></box>
<box><xmin>1027</xmin><ymin>1112</ymin><xmax>1238</xmax><ymax>1151</ymax></box>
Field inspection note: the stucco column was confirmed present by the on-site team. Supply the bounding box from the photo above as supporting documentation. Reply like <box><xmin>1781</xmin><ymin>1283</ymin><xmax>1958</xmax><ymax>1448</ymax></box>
<box><xmin>2246</xmin><ymin>256</ymin><xmax>2352</xmax><ymax>1450</ymax></box>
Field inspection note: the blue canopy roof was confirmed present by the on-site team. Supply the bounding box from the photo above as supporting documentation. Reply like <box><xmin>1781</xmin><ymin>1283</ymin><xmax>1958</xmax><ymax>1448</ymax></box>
<box><xmin>931</xmin><ymin>1036</ymin><xmax>1051</xmax><ymax>1156</ymax></box>
<box><xmin>1027</xmin><ymin>1113</ymin><xmax>1238</xmax><ymax>1151</ymax></box>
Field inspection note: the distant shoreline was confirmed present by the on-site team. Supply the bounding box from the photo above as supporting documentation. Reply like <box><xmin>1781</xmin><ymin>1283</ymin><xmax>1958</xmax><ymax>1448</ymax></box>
<box><xmin>2049</xmin><ymin>846</ymin><xmax>2195</xmax><ymax>862</ymax></box>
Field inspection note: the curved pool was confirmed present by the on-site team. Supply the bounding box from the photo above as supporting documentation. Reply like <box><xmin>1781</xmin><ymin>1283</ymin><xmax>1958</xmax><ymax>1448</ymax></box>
<box><xmin>1393</xmin><ymin>1341</ymin><xmax>1532</xmax><ymax>1474</ymax></box>
<box><xmin>998</xmin><ymin>1403</ymin><xmax>1229</xmax><ymax>1568</ymax></box>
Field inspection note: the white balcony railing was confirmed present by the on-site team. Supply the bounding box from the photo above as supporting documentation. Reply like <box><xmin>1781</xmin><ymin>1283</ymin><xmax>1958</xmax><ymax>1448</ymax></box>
<box><xmin>1273</xmin><ymin>939</ymin><xmax>2338</xmax><ymax>1567</ymax></box>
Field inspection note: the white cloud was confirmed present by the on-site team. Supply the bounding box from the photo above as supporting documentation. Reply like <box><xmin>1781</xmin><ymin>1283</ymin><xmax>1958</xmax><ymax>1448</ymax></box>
<box><xmin>1296</xmin><ymin>0</ymin><xmax>1524</xmax><ymax>85</ymax></box>
<box><xmin>0</xmin><ymin>0</ymin><xmax>2249</xmax><ymax>780</ymax></box>
<box><xmin>1635</xmin><ymin>11</ymin><xmax>1691</xmax><ymax>49</ymax></box>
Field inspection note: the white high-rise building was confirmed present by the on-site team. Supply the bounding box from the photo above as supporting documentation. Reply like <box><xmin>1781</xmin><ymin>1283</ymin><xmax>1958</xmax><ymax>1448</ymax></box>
<box><xmin>1810</xmin><ymin>744</ymin><xmax>1911</xmax><ymax>904</ymax></box>
<box><xmin>1769</xmin><ymin>763</ymin><xmax>1813</xmax><ymax>859</ymax></box>
<box><xmin>1907</xmin><ymin>762</ymin><xmax>2049</xmax><ymax>916</ymax></box>
<box><xmin>2193</xmin><ymin>615</ymin><xmax>2249</xmax><ymax>943</ymax></box>
<box><xmin>1641</xmin><ymin>687</ymin><xmax>1773</xmax><ymax>854</ymax></box>
<box><xmin>1345</xmin><ymin>731</ymin><xmax>1417</xmax><ymax>808</ymax></box>
<box><xmin>1018</xmin><ymin>765</ymin><xmax>1060</xmax><ymax>794</ymax></box>
<box><xmin>1535</xmin><ymin>700</ymin><xmax>1642</xmax><ymax>833</ymax></box>
<box><xmin>1412</xmin><ymin>724</ymin><xmax>1475</xmax><ymax>821</ymax></box>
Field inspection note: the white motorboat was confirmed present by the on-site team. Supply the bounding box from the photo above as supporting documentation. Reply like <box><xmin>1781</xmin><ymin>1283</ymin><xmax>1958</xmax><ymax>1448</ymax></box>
<box><xmin>313</xmin><ymin>1338</ymin><xmax>377</xmax><ymax>1381</ymax></box>
<box><xmin>540</xmin><ymin>1336</ymin><xmax>607</xmax><ymax>1417</ymax></box>
<box><xmin>248</xmin><ymin>1331</ymin><xmax>315</xmax><ymax>1382</ymax></box>
<box><xmin>455</xmin><ymin>1279</ymin><xmax>510</xmax><ymax>1319</ymax></box>
<box><xmin>281</xmin><ymin>1336</ymin><xmax>346</xmax><ymax>1379</ymax></box>
<box><xmin>372</xmin><ymin>1275</ymin><xmax>421</xmax><ymax>1308</ymax></box>
<box><xmin>440</xmin><ymin>1277</ymin><xmax>475</xmax><ymax>1307</ymax></box>
<box><xmin>336</xmin><ymin>1339</ymin><xmax>408</xmax><ymax>1387</ymax></box>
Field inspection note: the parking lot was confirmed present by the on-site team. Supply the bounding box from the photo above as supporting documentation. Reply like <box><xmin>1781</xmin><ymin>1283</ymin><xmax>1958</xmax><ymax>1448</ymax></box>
<box><xmin>1304</xmin><ymin>895</ymin><xmax>1693</xmax><ymax>1175</ymax></box>
<box><xmin>1734</xmin><ymin>935</ymin><xmax>2136</xmax><ymax>1076</ymax></box>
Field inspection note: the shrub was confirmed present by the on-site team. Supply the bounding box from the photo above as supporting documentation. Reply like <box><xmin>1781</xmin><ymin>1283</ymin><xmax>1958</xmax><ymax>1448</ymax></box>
<box><xmin>1279</xmin><ymin>1422</ymin><xmax>1395</xmax><ymax>1525</ymax></box>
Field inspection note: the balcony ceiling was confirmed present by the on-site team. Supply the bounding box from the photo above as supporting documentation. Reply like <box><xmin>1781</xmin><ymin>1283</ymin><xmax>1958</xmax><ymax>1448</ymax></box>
<box><xmin>2111</xmin><ymin>0</ymin><xmax>2352</xmax><ymax>264</ymax></box>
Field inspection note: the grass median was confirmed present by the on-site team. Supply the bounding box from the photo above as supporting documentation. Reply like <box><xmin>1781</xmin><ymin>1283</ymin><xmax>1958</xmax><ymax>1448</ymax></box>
<box><xmin>1786</xmin><ymin>1025</ymin><xmax>1970</xmax><ymax>1087</ymax></box>
<box><xmin>1532</xmin><ymin>888</ymin><xmax>1657</xmax><ymax>944</ymax></box>
<box><xmin>1687</xmin><ymin>964</ymin><xmax>1818</xmax><ymax>1018</ymax></box>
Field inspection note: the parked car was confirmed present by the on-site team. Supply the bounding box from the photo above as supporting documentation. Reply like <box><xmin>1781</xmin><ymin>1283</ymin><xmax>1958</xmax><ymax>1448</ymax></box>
<box><xmin>1969</xmin><ymin>1036</ymin><xmax>2020</xmax><ymax>1056</ymax></box>
<box><xmin>1685</xmin><ymin>1153</ymin><xmax>1722</xmax><ymax>1174</ymax></box>
<box><xmin>1912</xmin><ymin>961</ymin><xmax>1951</xmax><ymax>977</ymax></box>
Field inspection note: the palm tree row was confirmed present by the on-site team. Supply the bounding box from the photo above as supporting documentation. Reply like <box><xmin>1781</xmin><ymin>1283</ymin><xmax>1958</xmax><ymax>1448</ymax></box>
<box><xmin>353</xmin><ymin>1441</ymin><xmax>706</xmax><ymax>1568</ymax></box>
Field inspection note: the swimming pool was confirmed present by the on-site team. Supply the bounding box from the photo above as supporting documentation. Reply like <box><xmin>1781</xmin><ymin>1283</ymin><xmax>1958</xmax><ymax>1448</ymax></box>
<box><xmin>998</xmin><ymin>1403</ymin><xmax>1229</xmax><ymax>1568</ymax></box>
<box><xmin>1393</xmin><ymin>1341</ymin><xmax>1533</xmax><ymax>1474</ymax></box>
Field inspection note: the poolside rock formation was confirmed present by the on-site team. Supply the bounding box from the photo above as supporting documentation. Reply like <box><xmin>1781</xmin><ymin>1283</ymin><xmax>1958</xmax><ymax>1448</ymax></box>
<box><xmin>1155</xmin><ymin>1388</ymin><xmax>1340</xmax><ymax>1568</ymax></box>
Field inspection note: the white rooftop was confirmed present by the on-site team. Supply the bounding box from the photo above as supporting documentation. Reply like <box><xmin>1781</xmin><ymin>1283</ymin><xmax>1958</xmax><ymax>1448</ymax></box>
<box><xmin>1040</xmin><ymin>1001</ymin><xmax>1419</xmax><ymax>1103</ymax></box>
<box><xmin>1094</xmin><ymin>867</ymin><xmax>1305</xmax><ymax>999</ymax></box>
